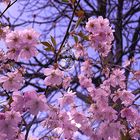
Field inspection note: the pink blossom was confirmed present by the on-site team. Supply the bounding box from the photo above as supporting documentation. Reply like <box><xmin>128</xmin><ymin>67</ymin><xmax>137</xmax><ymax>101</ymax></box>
<box><xmin>5</xmin><ymin>30</ymin><xmax>21</xmax><ymax>48</ymax></box>
<box><xmin>19</xmin><ymin>45</ymin><xmax>38</xmax><ymax>59</ymax></box>
<box><xmin>130</xmin><ymin>121</ymin><xmax>140</xmax><ymax>139</ymax></box>
<box><xmin>112</xmin><ymin>90</ymin><xmax>135</xmax><ymax>106</ymax></box>
<box><xmin>58</xmin><ymin>111</ymin><xmax>77</xmax><ymax>139</ymax></box>
<box><xmin>80</xmin><ymin>123</ymin><xmax>94</xmax><ymax>137</ymax></box>
<box><xmin>11</xmin><ymin>90</ymin><xmax>48</xmax><ymax>115</ymax></box>
<box><xmin>11</xmin><ymin>91</ymin><xmax>25</xmax><ymax>112</ymax></box>
<box><xmin>100</xmin><ymin>79</ymin><xmax>111</xmax><ymax>94</ymax></box>
<box><xmin>0</xmin><ymin>0</ymin><xmax>10</xmax><ymax>5</ymax></box>
<box><xmin>133</xmin><ymin>70</ymin><xmax>140</xmax><ymax>80</ymax></box>
<box><xmin>86</xmin><ymin>16</ymin><xmax>114</xmax><ymax>56</ymax></box>
<box><xmin>6</xmin><ymin>47</ymin><xmax>21</xmax><ymax>61</ymax></box>
<box><xmin>81</xmin><ymin>59</ymin><xmax>93</xmax><ymax>77</ymax></box>
<box><xmin>62</xmin><ymin>76</ymin><xmax>71</xmax><ymax>89</ymax></box>
<box><xmin>0</xmin><ymin>49</ymin><xmax>6</xmax><ymax>61</ymax></box>
<box><xmin>0</xmin><ymin>111</ymin><xmax>21</xmax><ymax>140</ymax></box>
<box><xmin>0</xmin><ymin>70</ymin><xmax>24</xmax><ymax>91</ymax></box>
<box><xmin>71</xmin><ymin>108</ymin><xmax>87</xmax><ymax>124</ymax></box>
<box><xmin>44</xmin><ymin>67</ymin><xmax>64</xmax><ymax>86</ymax></box>
<box><xmin>97</xmin><ymin>122</ymin><xmax>124</xmax><ymax>140</ymax></box>
<box><xmin>89</xmin><ymin>103</ymin><xmax>117</xmax><ymax>122</ymax></box>
<box><xmin>59</xmin><ymin>89</ymin><xmax>75</xmax><ymax>108</ymax></box>
<box><xmin>85</xmin><ymin>17</ymin><xmax>100</xmax><ymax>33</ymax></box>
<box><xmin>97</xmin><ymin>16</ymin><xmax>110</xmax><ymax>29</ymax></box>
<box><xmin>42</xmin><ymin>107</ymin><xmax>59</xmax><ymax>128</ymax></box>
<box><xmin>110</xmin><ymin>69</ymin><xmax>126</xmax><ymax>88</ymax></box>
<box><xmin>73</xmin><ymin>43</ymin><xmax>86</xmax><ymax>58</ymax></box>
<box><xmin>5</xmin><ymin>110</ymin><xmax>21</xmax><ymax>126</ymax></box>
<box><xmin>5</xmin><ymin>28</ymin><xmax>39</xmax><ymax>61</ymax></box>
<box><xmin>20</xmin><ymin>28</ymin><xmax>39</xmax><ymax>46</ymax></box>
<box><xmin>0</xmin><ymin>26</ymin><xmax>10</xmax><ymax>40</ymax></box>
<box><xmin>78</xmin><ymin>74</ymin><xmax>93</xmax><ymax>88</ymax></box>
<box><xmin>121</xmin><ymin>107</ymin><xmax>139</xmax><ymax>123</ymax></box>
<box><xmin>24</xmin><ymin>90</ymin><xmax>48</xmax><ymax>115</ymax></box>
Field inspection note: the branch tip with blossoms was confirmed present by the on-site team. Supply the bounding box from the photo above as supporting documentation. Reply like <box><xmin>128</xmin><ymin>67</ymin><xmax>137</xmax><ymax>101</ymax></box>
<box><xmin>0</xmin><ymin>4</ymin><xmax>140</xmax><ymax>139</ymax></box>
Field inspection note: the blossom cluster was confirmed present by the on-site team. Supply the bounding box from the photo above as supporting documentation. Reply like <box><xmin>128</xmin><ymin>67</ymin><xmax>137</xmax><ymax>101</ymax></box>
<box><xmin>0</xmin><ymin>15</ymin><xmax>139</xmax><ymax>140</ymax></box>
<box><xmin>86</xmin><ymin>16</ymin><xmax>114</xmax><ymax>56</ymax></box>
<box><xmin>0</xmin><ymin>69</ymin><xmax>24</xmax><ymax>91</ymax></box>
<box><xmin>11</xmin><ymin>90</ymin><xmax>48</xmax><ymax>115</ymax></box>
<box><xmin>4</xmin><ymin>28</ymin><xmax>39</xmax><ymax>61</ymax></box>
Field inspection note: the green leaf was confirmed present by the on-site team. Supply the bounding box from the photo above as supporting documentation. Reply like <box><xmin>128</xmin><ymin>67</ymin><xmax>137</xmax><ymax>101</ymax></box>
<box><xmin>77</xmin><ymin>32</ymin><xmax>89</xmax><ymax>41</ymax></box>
<box><xmin>78</xmin><ymin>31</ymin><xmax>84</xmax><ymax>37</ymax></box>
<box><xmin>62</xmin><ymin>0</ymin><xmax>69</xmax><ymax>2</ymax></box>
<box><xmin>44</xmin><ymin>47</ymin><xmax>53</xmax><ymax>51</ymax></box>
<box><xmin>73</xmin><ymin>36</ymin><xmax>78</xmax><ymax>43</ymax></box>
<box><xmin>121</xmin><ymin>131</ymin><xmax>131</xmax><ymax>140</ymax></box>
<box><xmin>83</xmin><ymin>35</ymin><xmax>89</xmax><ymax>41</ymax></box>
<box><xmin>51</xmin><ymin>36</ymin><xmax>56</xmax><ymax>47</ymax></box>
<box><xmin>41</xmin><ymin>41</ymin><xmax>54</xmax><ymax>52</ymax></box>
<box><xmin>76</xmin><ymin>10</ymin><xmax>84</xmax><ymax>17</ymax></box>
<box><xmin>75</xmin><ymin>17</ymin><xmax>83</xmax><ymax>28</ymax></box>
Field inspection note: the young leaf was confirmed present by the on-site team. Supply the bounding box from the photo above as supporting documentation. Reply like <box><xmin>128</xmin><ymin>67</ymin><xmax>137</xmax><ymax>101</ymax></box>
<box><xmin>51</xmin><ymin>36</ymin><xmax>56</xmax><ymax>47</ymax></box>
<box><xmin>73</xmin><ymin>35</ymin><xmax>78</xmax><ymax>43</ymax></box>
<box><xmin>62</xmin><ymin>0</ymin><xmax>69</xmax><ymax>2</ymax></box>
<box><xmin>41</xmin><ymin>41</ymin><xmax>54</xmax><ymax>52</ymax></box>
<box><xmin>75</xmin><ymin>17</ymin><xmax>83</xmax><ymax>28</ymax></box>
<box><xmin>76</xmin><ymin>10</ymin><xmax>84</xmax><ymax>17</ymax></box>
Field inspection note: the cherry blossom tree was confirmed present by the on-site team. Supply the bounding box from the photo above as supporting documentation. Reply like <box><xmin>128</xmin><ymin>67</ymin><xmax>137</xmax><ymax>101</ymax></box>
<box><xmin>0</xmin><ymin>0</ymin><xmax>140</xmax><ymax>140</ymax></box>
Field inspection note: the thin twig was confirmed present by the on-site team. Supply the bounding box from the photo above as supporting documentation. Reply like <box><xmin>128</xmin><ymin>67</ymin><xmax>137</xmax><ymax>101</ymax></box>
<box><xmin>25</xmin><ymin>116</ymin><xmax>36</xmax><ymax>140</ymax></box>
<box><xmin>0</xmin><ymin>0</ymin><xmax>18</xmax><ymax>18</ymax></box>
<box><xmin>55</xmin><ymin>0</ymin><xmax>81</xmax><ymax>63</ymax></box>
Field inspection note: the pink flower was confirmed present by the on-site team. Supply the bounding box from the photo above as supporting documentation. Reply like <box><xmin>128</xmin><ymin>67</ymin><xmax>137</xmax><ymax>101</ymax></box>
<box><xmin>11</xmin><ymin>90</ymin><xmax>48</xmax><ymax>115</ymax></box>
<box><xmin>0</xmin><ymin>120</ymin><xmax>16</xmax><ymax>139</ymax></box>
<box><xmin>11</xmin><ymin>91</ymin><xmax>25</xmax><ymax>112</ymax></box>
<box><xmin>59</xmin><ymin>89</ymin><xmax>75</xmax><ymax>108</ymax></box>
<box><xmin>85</xmin><ymin>17</ymin><xmax>100</xmax><ymax>33</ymax></box>
<box><xmin>133</xmin><ymin>70</ymin><xmax>140</xmax><ymax>80</ymax></box>
<box><xmin>110</xmin><ymin>69</ymin><xmax>126</xmax><ymax>88</ymax></box>
<box><xmin>121</xmin><ymin>107</ymin><xmax>139</xmax><ymax>123</ymax></box>
<box><xmin>80</xmin><ymin>123</ymin><xmax>93</xmax><ymax>137</ymax></box>
<box><xmin>102</xmin><ymin>106</ymin><xmax>118</xmax><ymax>121</ymax></box>
<box><xmin>19</xmin><ymin>45</ymin><xmax>38</xmax><ymax>59</ymax></box>
<box><xmin>62</xmin><ymin>76</ymin><xmax>71</xmax><ymax>89</ymax></box>
<box><xmin>89</xmin><ymin>103</ymin><xmax>117</xmax><ymax>122</ymax></box>
<box><xmin>81</xmin><ymin>59</ymin><xmax>93</xmax><ymax>77</ymax></box>
<box><xmin>130</xmin><ymin>121</ymin><xmax>140</xmax><ymax>139</ymax></box>
<box><xmin>130</xmin><ymin>128</ymin><xmax>140</xmax><ymax>140</ymax></box>
<box><xmin>58</xmin><ymin>111</ymin><xmax>77</xmax><ymax>139</ymax></box>
<box><xmin>44</xmin><ymin>67</ymin><xmax>64</xmax><ymax>86</ymax></box>
<box><xmin>78</xmin><ymin>74</ymin><xmax>93</xmax><ymax>88</ymax></box>
<box><xmin>73</xmin><ymin>43</ymin><xmax>86</xmax><ymax>58</ymax></box>
<box><xmin>5</xmin><ymin>28</ymin><xmax>39</xmax><ymax>61</ymax></box>
<box><xmin>5</xmin><ymin>111</ymin><xmax>21</xmax><ymax>127</ymax></box>
<box><xmin>112</xmin><ymin>90</ymin><xmax>135</xmax><ymax>106</ymax></box>
<box><xmin>20</xmin><ymin>28</ymin><xmax>39</xmax><ymax>46</ymax></box>
<box><xmin>24</xmin><ymin>90</ymin><xmax>48</xmax><ymax>115</ymax></box>
<box><xmin>5</xmin><ymin>30</ymin><xmax>21</xmax><ymax>48</ymax></box>
<box><xmin>0</xmin><ymin>0</ymin><xmax>10</xmax><ymax>5</ymax></box>
<box><xmin>100</xmin><ymin>79</ymin><xmax>111</xmax><ymax>94</ymax></box>
<box><xmin>0</xmin><ymin>26</ymin><xmax>10</xmax><ymax>40</ymax></box>
<box><xmin>71</xmin><ymin>108</ymin><xmax>87</xmax><ymax>124</ymax></box>
<box><xmin>0</xmin><ymin>49</ymin><xmax>6</xmax><ymax>61</ymax></box>
<box><xmin>0</xmin><ymin>70</ymin><xmax>24</xmax><ymax>91</ymax></box>
<box><xmin>42</xmin><ymin>107</ymin><xmax>59</xmax><ymax>128</ymax></box>
<box><xmin>97</xmin><ymin>122</ymin><xmax>124</xmax><ymax>140</ymax></box>
<box><xmin>97</xmin><ymin>16</ymin><xmax>110</xmax><ymax>30</ymax></box>
<box><xmin>0</xmin><ymin>111</ymin><xmax>21</xmax><ymax>140</ymax></box>
<box><xmin>6</xmin><ymin>47</ymin><xmax>21</xmax><ymax>61</ymax></box>
<box><xmin>86</xmin><ymin>16</ymin><xmax>114</xmax><ymax>56</ymax></box>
